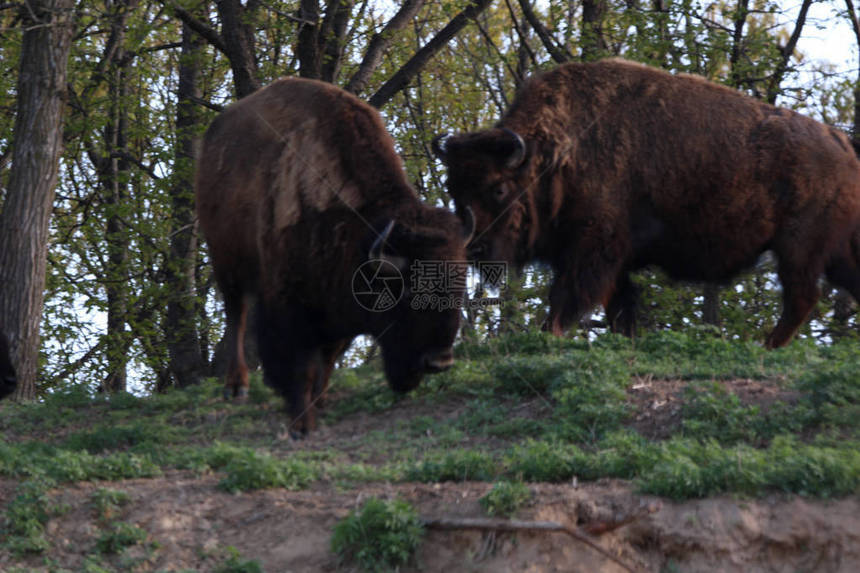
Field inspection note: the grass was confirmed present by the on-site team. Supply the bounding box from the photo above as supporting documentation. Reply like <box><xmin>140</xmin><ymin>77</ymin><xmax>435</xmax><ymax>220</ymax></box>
<box><xmin>0</xmin><ymin>330</ymin><xmax>856</xmax><ymax>535</ymax></box>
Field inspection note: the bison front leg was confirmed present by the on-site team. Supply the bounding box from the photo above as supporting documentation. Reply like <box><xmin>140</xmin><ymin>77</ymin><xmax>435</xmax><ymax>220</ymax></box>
<box><xmin>543</xmin><ymin>238</ymin><xmax>629</xmax><ymax>336</ymax></box>
<box><xmin>604</xmin><ymin>274</ymin><xmax>639</xmax><ymax>337</ymax></box>
<box><xmin>311</xmin><ymin>339</ymin><xmax>350</xmax><ymax>411</ymax></box>
<box><xmin>766</xmin><ymin>265</ymin><xmax>822</xmax><ymax>349</ymax></box>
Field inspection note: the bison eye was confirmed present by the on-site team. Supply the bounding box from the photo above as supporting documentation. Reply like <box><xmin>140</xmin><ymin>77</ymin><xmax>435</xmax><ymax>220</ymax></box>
<box><xmin>492</xmin><ymin>185</ymin><xmax>507</xmax><ymax>201</ymax></box>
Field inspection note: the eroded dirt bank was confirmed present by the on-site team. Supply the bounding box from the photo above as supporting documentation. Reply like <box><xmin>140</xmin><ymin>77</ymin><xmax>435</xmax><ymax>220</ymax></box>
<box><xmin>2</xmin><ymin>473</ymin><xmax>857</xmax><ymax>572</ymax></box>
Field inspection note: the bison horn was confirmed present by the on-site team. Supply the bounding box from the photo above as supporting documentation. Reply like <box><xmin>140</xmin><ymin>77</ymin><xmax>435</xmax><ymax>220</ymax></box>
<box><xmin>369</xmin><ymin>219</ymin><xmax>396</xmax><ymax>260</ymax></box>
<box><xmin>461</xmin><ymin>207</ymin><xmax>475</xmax><ymax>246</ymax></box>
<box><xmin>501</xmin><ymin>128</ymin><xmax>526</xmax><ymax>169</ymax></box>
<box><xmin>431</xmin><ymin>133</ymin><xmax>450</xmax><ymax>160</ymax></box>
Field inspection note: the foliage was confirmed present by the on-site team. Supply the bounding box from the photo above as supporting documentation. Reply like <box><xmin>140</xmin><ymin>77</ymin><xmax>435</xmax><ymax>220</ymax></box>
<box><xmin>212</xmin><ymin>547</ymin><xmax>264</xmax><ymax>573</ymax></box>
<box><xmin>90</xmin><ymin>488</ymin><xmax>131</xmax><ymax>522</ymax></box>
<box><xmin>479</xmin><ymin>481</ymin><xmax>532</xmax><ymax>517</ymax></box>
<box><xmin>331</xmin><ymin>497</ymin><xmax>424</xmax><ymax>573</ymax></box>
<box><xmin>0</xmin><ymin>0</ymin><xmax>850</xmax><ymax>395</ymax></box>
<box><xmin>0</xmin><ymin>478</ymin><xmax>58</xmax><ymax>555</ymax></box>
<box><xmin>94</xmin><ymin>521</ymin><xmax>151</xmax><ymax>554</ymax></box>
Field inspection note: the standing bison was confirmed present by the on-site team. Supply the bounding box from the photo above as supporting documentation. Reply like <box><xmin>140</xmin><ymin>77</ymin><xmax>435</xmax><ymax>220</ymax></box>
<box><xmin>434</xmin><ymin>59</ymin><xmax>860</xmax><ymax>347</ymax></box>
<box><xmin>0</xmin><ymin>330</ymin><xmax>16</xmax><ymax>400</ymax></box>
<box><xmin>196</xmin><ymin>78</ymin><xmax>472</xmax><ymax>436</ymax></box>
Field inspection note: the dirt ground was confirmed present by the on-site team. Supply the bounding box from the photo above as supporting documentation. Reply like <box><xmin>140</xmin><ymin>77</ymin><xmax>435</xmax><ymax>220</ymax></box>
<box><xmin>1</xmin><ymin>377</ymin><xmax>857</xmax><ymax>572</ymax></box>
<box><xmin>2</xmin><ymin>474</ymin><xmax>858</xmax><ymax>572</ymax></box>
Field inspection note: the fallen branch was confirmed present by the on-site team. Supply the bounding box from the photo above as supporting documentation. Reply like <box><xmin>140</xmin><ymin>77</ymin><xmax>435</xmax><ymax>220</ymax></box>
<box><xmin>582</xmin><ymin>501</ymin><xmax>662</xmax><ymax>536</ymax></box>
<box><xmin>421</xmin><ymin>516</ymin><xmax>645</xmax><ymax>573</ymax></box>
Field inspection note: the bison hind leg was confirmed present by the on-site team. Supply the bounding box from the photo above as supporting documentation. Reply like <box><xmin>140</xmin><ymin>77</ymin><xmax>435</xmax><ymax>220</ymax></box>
<box><xmin>222</xmin><ymin>291</ymin><xmax>251</xmax><ymax>401</ymax></box>
<box><xmin>256</xmin><ymin>309</ymin><xmax>323</xmax><ymax>439</ymax></box>
<box><xmin>766</xmin><ymin>264</ymin><xmax>823</xmax><ymax>349</ymax></box>
<box><xmin>825</xmin><ymin>237</ymin><xmax>860</xmax><ymax>304</ymax></box>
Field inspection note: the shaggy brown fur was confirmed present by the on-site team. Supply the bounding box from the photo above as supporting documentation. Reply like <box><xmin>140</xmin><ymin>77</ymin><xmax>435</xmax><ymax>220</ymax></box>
<box><xmin>436</xmin><ymin>59</ymin><xmax>860</xmax><ymax>347</ymax></box>
<box><xmin>0</xmin><ymin>330</ymin><xmax>16</xmax><ymax>400</ymax></box>
<box><xmin>196</xmin><ymin>78</ymin><xmax>470</xmax><ymax>436</ymax></box>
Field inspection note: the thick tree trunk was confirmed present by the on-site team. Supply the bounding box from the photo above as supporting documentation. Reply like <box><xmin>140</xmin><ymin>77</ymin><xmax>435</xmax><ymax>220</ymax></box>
<box><xmin>0</xmin><ymin>0</ymin><xmax>76</xmax><ymax>400</ymax></box>
<box><xmin>165</xmin><ymin>21</ymin><xmax>207</xmax><ymax>390</ymax></box>
<box><xmin>216</xmin><ymin>0</ymin><xmax>260</xmax><ymax>97</ymax></box>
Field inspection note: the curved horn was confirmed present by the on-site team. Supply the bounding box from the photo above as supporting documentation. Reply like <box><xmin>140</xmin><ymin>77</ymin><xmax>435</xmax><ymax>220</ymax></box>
<box><xmin>461</xmin><ymin>207</ymin><xmax>475</xmax><ymax>247</ymax></box>
<box><xmin>431</xmin><ymin>133</ymin><xmax>450</xmax><ymax>160</ymax></box>
<box><xmin>369</xmin><ymin>220</ymin><xmax>395</xmax><ymax>260</ymax></box>
<box><xmin>501</xmin><ymin>128</ymin><xmax>526</xmax><ymax>169</ymax></box>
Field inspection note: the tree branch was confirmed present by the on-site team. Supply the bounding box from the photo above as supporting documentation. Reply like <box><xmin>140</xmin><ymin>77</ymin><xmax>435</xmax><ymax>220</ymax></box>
<box><xmin>421</xmin><ymin>517</ymin><xmax>645</xmax><ymax>573</ymax></box>
<box><xmin>165</xmin><ymin>0</ymin><xmax>227</xmax><ymax>54</ymax></box>
<box><xmin>345</xmin><ymin>0</ymin><xmax>424</xmax><ymax>95</ymax></box>
<box><xmin>368</xmin><ymin>0</ymin><xmax>493</xmax><ymax>109</ymax></box>
<box><xmin>503</xmin><ymin>0</ymin><xmax>537</xmax><ymax>70</ymax></box>
<box><xmin>765</xmin><ymin>0</ymin><xmax>812</xmax><ymax>104</ymax></box>
<box><xmin>517</xmin><ymin>0</ymin><xmax>571</xmax><ymax>63</ymax></box>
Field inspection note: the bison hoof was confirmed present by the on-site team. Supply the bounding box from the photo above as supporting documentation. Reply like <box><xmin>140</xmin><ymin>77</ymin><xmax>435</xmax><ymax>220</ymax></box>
<box><xmin>288</xmin><ymin>428</ymin><xmax>308</xmax><ymax>441</ymax></box>
<box><xmin>222</xmin><ymin>386</ymin><xmax>234</xmax><ymax>401</ymax></box>
<box><xmin>234</xmin><ymin>386</ymin><xmax>249</xmax><ymax>403</ymax></box>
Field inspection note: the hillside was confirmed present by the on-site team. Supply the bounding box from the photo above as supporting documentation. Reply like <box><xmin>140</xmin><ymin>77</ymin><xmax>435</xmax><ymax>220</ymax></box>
<box><xmin>1</xmin><ymin>331</ymin><xmax>858</xmax><ymax>572</ymax></box>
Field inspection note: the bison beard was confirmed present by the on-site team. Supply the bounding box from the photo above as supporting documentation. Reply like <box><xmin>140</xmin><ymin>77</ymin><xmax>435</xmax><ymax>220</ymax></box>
<box><xmin>196</xmin><ymin>78</ymin><xmax>471</xmax><ymax>437</ymax></box>
<box><xmin>0</xmin><ymin>330</ymin><xmax>16</xmax><ymax>400</ymax></box>
<box><xmin>435</xmin><ymin>59</ymin><xmax>860</xmax><ymax>347</ymax></box>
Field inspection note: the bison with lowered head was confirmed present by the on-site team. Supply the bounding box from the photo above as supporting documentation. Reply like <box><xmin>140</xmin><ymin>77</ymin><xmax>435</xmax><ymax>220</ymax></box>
<box><xmin>0</xmin><ymin>330</ymin><xmax>16</xmax><ymax>400</ymax></box>
<box><xmin>196</xmin><ymin>78</ymin><xmax>472</xmax><ymax>437</ymax></box>
<box><xmin>434</xmin><ymin>59</ymin><xmax>860</xmax><ymax>348</ymax></box>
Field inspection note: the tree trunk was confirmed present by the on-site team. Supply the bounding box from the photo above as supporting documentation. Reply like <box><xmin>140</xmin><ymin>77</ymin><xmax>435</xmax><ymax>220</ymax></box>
<box><xmin>0</xmin><ymin>0</ymin><xmax>76</xmax><ymax>400</ymax></box>
<box><xmin>103</xmin><ymin>61</ymin><xmax>131</xmax><ymax>394</ymax></box>
<box><xmin>581</xmin><ymin>0</ymin><xmax>608</xmax><ymax>61</ymax></box>
<box><xmin>165</xmin><ymin>20</ymin><xmax>207</xmax><ymax>390</ymax></box>
<box><xmin>702</xmin><ymin>284</ymin><xmax>721</xmax><ymax>328</ymax></box>
<box><xmin>217</xmin><ymin>0</ymin><xmax>260</xmax><ymax>97</ymax></box>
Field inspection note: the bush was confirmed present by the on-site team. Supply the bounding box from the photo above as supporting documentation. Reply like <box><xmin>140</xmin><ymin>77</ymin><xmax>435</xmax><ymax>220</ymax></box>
<box><xmin>331</xmin><ymin>497</ymin><xmax>424</xmax><ymax>573</ymax></box>
<box><xmin>479</xmin><ymin>481</ymin><xmax>531</xmax><ymax>517</ymax></box>
<box><xmin>94</xmin><ymin>521</ymin><xmax>150</xmax><ymax>554</ymax></box>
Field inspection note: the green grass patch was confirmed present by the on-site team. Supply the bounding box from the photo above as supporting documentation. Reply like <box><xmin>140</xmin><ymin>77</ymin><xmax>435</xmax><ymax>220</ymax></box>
<box><xmin>331</xmin><ymin>497</ymin><xmax>424</xmax><ymax>573</ymax></box>
<box><xmin>405</xmin><ymin>449</ymin><xmax>500</xmax><ymax>482</ymax></box>
<box><xmin>216</xmin><ymin>448</ymin><xmax>316</xmax><ymax>493</ymax></box>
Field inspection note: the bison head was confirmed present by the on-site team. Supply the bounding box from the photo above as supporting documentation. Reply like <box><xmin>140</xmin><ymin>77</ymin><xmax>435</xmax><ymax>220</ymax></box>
<box><xmin>362</xmin><ymin>210</ymin><xmax>473</xmax><ymax>393</ymax></box>
<box><xmin>433</xmin><ymin>127</ymin><xmax>531</xmax><ymax>267</ymax></box>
